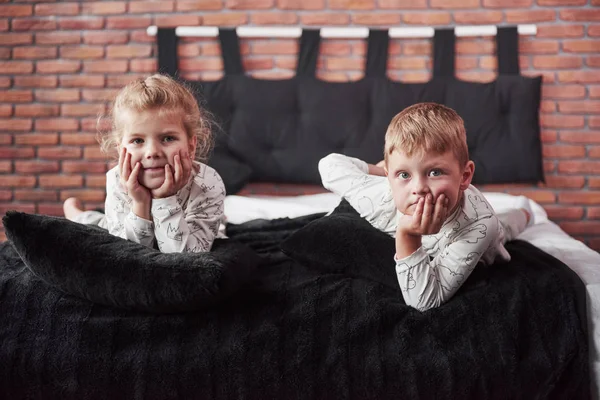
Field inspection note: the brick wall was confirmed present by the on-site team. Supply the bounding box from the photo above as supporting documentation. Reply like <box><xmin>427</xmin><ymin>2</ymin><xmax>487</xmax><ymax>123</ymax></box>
<box><xmin>0</xmin><ymin>1</ymin><xmax>599</xmax><ymax>249</ymax></box>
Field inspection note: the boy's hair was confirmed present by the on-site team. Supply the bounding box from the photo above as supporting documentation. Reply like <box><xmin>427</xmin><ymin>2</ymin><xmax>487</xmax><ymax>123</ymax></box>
<box><xmin>98</xmin><ymin>74</ymin><xmax>213</xmax><ymax>161</ymax></box>
<box><xmin>384</xmin><ymin>102</ymin><xmax>469</xmax><ymax>167</ymax></box>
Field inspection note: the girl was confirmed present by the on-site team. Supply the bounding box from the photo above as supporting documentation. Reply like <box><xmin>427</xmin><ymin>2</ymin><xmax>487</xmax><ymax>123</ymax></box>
<box><xmin>64</xmin><ymin>74</ymin><xmax>226</xmax><ymax>253</ymax></box>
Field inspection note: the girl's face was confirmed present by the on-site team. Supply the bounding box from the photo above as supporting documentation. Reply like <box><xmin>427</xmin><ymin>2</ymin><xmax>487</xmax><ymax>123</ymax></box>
<box><xmin>119</xmin><ymin>109</ymin><xmax>197</xmax><ymax>190</ymax></box>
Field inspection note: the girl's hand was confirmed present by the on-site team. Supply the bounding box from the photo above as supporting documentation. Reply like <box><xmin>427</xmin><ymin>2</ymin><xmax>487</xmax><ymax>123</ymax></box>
<box><xmin>397</xmin><ymin>193</ymin><xmax>449</xmax><ymax>237</ymax></box>
<box><xmin>119</xmin><ymin>147</ymin><xmax>151</xmax><ymax>205</ymax></box>
<box><xmin>151</xmin><ymin>150</ymin><xmax>192</xmax><ymax>199</ymax></box>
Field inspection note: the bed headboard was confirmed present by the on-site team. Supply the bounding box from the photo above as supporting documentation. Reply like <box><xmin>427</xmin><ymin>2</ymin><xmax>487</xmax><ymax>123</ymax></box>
<box><xmin>157</xmin><ymin>27</ymin><xmax>543</xmax><ymax>194</ymax></box>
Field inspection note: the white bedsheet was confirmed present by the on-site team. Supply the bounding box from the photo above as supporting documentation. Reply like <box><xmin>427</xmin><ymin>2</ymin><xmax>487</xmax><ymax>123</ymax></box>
<box><xmin>225</xmin><ymin>192</ymin><xmax>600</xmax><ymax>397</ymax></box>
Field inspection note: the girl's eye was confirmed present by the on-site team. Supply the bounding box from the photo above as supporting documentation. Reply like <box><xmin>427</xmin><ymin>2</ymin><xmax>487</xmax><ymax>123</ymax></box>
<box><xmin>399</xmin><ymin>172</ymin><xmax>410</xmax><ymax>179</ymax></box>
<box><xmin>429</xmin><ymin>169</ymin><xmax>442</xmax><ymax>177</ymax></box>
<box><xmin>131</xmin><ymin>138</ymin><xmax>143</xmax><ymax>145</ymax></box>
<box><xmin>163</xmin><ymin>136</ymin><xmax>176</xmax><ymax>143</ymax></box>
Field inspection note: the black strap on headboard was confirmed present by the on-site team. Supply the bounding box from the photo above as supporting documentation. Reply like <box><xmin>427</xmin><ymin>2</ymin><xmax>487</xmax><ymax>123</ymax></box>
<box><xmin>297</xmin><ymin>29</ymin><xmax>320</xmax><ymax>77</ymax></box>
<box><xmin>433</xmin><ymin>28</ymin><xmax>455</xmax><ymax>78</ymax></box>
<box><xmin>497</xmin><ymin>26</ymin><xmax>520</xmax><ymax>75</ymax></box>
<box><xmin>157</xmin><ymin>28</ymin><xmax>178</xmax><ymax>77</ymax></box>
<box><xmin>219</xmin><ymin>28</ymin><xmax>244</xmax><ymax>75</ymax></box>
<box><xmin>365</xmin><ymin>30</ymin><xmax>389</xmax><ymax>78</ymax></box>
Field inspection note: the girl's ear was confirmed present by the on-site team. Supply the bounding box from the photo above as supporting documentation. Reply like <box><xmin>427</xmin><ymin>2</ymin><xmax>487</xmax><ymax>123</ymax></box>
<box><xmin>189</xmin><ymin>135</ymin><xmax>197</xmax><ymax>158</ymax></box>
<box><xmin>459</xmin><ymin>160</ymin><xmax>475</xmax><ymax>191</ymax></box>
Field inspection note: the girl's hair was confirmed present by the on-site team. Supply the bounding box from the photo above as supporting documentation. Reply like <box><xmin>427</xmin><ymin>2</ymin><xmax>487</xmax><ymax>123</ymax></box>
<box><xmin>384</xmin><ymin>102</ymin><xmax>469</xmax><ymax>167</ymax></box>
<box><xmin>98</xmin><ymin>74</ymin><xmax>214</xmax><ymax>161</ymax></box>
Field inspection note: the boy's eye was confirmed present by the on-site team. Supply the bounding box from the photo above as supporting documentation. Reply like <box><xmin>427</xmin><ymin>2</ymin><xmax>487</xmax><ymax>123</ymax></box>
<box><xmin>399</xmin><ymin>172</ymin><xmax>410</xmax><ymax>179</ymax></box>
<box><xmin>429</xmin><ymin>169</ymin><xmax>442</xmax><ymax>177</ymax></box>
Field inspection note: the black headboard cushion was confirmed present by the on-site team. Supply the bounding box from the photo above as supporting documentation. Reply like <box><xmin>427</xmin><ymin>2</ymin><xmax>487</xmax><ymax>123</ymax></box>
<box><xmin>158</xmin><ymin>27</ymin><xmax>543</xmax><ymax>189</ymax></box>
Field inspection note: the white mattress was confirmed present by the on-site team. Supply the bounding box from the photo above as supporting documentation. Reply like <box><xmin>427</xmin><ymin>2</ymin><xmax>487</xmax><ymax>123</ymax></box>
<box><xmin>225</xmin><ymin>192</ymin><xmax>600</xmax><ymax>397</ymax></box>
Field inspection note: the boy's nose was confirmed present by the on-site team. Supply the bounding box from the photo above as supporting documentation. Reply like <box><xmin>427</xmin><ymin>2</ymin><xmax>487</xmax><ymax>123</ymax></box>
<box><xmin>412</xmin><ymin>178</ymin><xmax>430</xmax><ymax>195</ymax></box>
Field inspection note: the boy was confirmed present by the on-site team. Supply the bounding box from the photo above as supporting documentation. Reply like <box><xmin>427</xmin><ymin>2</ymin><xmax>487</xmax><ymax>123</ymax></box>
<box><xmin>319</xmin><ymin>103</ymin><xmax>532</xmax><ymax>311</ymax></box>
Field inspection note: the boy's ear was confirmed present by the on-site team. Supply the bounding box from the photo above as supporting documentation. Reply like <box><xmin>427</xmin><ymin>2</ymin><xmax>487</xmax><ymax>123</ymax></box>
<box><xmin>384</xmin><ymin>165</ymin><xmax>388</xmax><ymax>177</ymax></box>
<box><xmin>459</xmin><ymin>160</ymin><xmax>475</xmax><ymax>190</ymax></box>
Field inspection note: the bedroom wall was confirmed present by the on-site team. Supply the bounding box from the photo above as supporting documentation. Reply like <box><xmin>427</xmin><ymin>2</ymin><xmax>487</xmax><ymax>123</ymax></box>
<box><xmin>0</xmin><ymin>1</ymin><xmax>599</xmax><ymax>250</ymax></box>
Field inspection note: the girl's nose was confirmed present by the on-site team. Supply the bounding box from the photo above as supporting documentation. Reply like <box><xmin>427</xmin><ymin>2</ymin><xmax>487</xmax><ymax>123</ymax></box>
<box><xmin>145</xmin><ymin>141</ymin><xmax>161</xmax><ymax>158</ymax></box>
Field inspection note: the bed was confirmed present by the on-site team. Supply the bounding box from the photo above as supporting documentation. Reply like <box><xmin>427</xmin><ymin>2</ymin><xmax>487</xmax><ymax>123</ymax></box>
<box><xmin>0</xmin><ymin>25</ymin><xmax>595</xmax><ymax>398</ymax></box>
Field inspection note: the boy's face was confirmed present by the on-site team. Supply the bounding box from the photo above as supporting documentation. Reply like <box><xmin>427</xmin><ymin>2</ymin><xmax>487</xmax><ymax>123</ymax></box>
<box><xmin>385</xmin><ymin>149</ymin><xmax>474</xmax><ymax>216</ymax></box>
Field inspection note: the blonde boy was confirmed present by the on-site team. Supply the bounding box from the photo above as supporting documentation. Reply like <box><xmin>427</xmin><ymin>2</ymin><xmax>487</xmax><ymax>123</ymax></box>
<box><xmin>319</xmin><ymin>103</ymin><xmax>532</xmax><ymax>311</ymax></box>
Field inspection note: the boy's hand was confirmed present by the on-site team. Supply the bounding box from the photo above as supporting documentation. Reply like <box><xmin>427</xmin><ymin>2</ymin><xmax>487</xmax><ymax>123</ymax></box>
<box><xmin>151</xmin><ymin>150</ymin><xmax>192</xmax><ymax>199</ymax></box>
<box><xmin>398</xmin><ymin>193</ymin><xmax>449</xmax><ymax>236</ymax></box>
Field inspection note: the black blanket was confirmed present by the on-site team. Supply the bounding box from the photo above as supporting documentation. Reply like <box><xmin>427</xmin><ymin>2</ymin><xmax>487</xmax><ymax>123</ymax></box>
<box><xmin>0</xmin><ymin>204</ymin><xmax>589</xmax><ymax>399</ymax></box>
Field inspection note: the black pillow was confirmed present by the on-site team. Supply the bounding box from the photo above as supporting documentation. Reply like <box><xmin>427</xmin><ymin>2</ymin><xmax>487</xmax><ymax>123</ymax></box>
<box><xmin>281</xmin><ymin>199</ymin><xmax>399</xmax><ymax>290</ymax></box>
<box><xmin>207</xmin><ymin>143</ymin><xmax>253</xmax><ymax>195</ymax></box>
<box><xmin>3</xmin><ymin>211</ymin><xmax>261</xmax><ymax>313</ymax></box>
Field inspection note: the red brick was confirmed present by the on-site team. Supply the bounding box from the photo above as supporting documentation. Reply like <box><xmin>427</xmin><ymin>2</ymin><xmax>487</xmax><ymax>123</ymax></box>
<box><xmin>86</xmin><ymin>175</ymin><xmax>108</xmax><ymax>188</ymax></box>
<box><xmin>505</xmin><ymin>190</ymin><xmax>556</xmax><ymax>204</ymax></box>
<box><xmin>13</xmin><ymin>46</ymin><xmax>57</xmax><ymax>59</ymax></box>
<box><xmin>587</xmin><ymin>207</ymin><xmax>600</xmax><ymax>219</ymax></box>
<box><xmin>81</xmin><ymin>89</ymin><xmax>119</xmax><ymax>102</ymax></box>
<box><xmin>14</xmin><ymin>190</ymin><xmax>58</xmax><ymax>202</ymax></box>
<box><xmin>379</xmin><ymin>0</ymin><xmax>427</xmax><ymax>7</ymax></box>
<box><xmin>540</xmin><ymin>114</ymin><xmax>584</xmax><ymax>129</ymax></box>
<box><xmin>106</xmin><ymin>16</ymin><xmax>151</xmax><ymax>30</ymax></box>
<box><xmin>558</xmin><ymin>161</ymin><xmax>600</xmax><ymax>174</ymax></box>
<box><xmin>560</xmin><ymin>10</ymin><xmax>600</xmax><ymax>21</ymax></box>
<box><xmin>0</xmin><ymin>33</ymin><xmax>32</xmax><ymax>45</ymax></box>
<box><xmin>506</xmin><ymin>10</ymin><xmax>556</xmax><ymax>23</ymax></box>
<box><xmin>14</xmin><ymin>133</ymin><xmax>59</xmax><ymax>146</ymax></box>
<box><xmin>388</xmin><ymin>57</ymin><xmax>428</xmax><ymax>70</ymax></box>
<box><xmin>251</xmin><ymin>41</ymin><xmax>298</xmax><ymax>56</ymax></box>
<box><xmin>0</xmin><ymin>90</ymin><xmax>32</xmax><ymax>103</ymax></box>
<box><xmin>83</xmin><ymin>146</ymin><xmax>107</xmax><ymax>160</ymax></box>
<box><xmin>176</xmin><ymin>0</ymin><xmax>223</xmax><ymax>10</ymax></box>
<box><xmin>563</xmin><ymin>40</ymin><xmax>600</xmax><ymax>53</ymax></box>
<box><xmin>129</xmin><ymin>1</ymin><xmax>174</xmax><ymax>13</ymax></box>
<box><xmin>544</xmin><ymin>160</ymin><xmax>555</xmax><ymax>172</ymax></box>
<box><xmin>81</xmin><ymin>2</ymin><xmax>127</xmax><ymax>15</ymax></box>
<box><xmin>0</xmin><ymin>147</ymin><xmax>35</xmax><ymax>159</ymax></box>
<box><xmin>13</xmin><ymin>75</ymin><xmax>57</xmax><ymax>89</ymax></box>
<box><xmin>34</xmin><ymin>3</ymin><xmax>80</xmax><ymax>16</ymax></box>
<box><xmin>588</xmin><ymin>56</ymin><xmax>600</xmax><ymax>68</ymax></box>
<box><xmin>0</xmin><ymin>5</ymin><xmax>32</xmax><ymax>17</ymax></box>
<box><xmin>106</xmin><ymin>45</ymin><xmax>152</xmax><ymax>59</ymax></box>
<box><xmin>60</xmin><ymin>133</ymin><xmax>101</xmax><ymax>146</ymax></box>
<box><xmin>430</xmin><ymin>0</ymin><xmax>479</xmax><ymax>8</ymax></box>
<box><xmin>0</xmin><ymin>105</ymin><xmax>12</xmax><ymax>117</ymax></box>
<box><xmin>37</xmin><ymin>204</ymin><xmax>66</xmax><ymax>217</ymax></box>
<box><xmin>0</xmin><ymin>61</ymin><xmax>33</xmax><ymax>74</ymax></box>
<box><xmin>590</xmin><ymin>86</ymin><xmax>600</xmax><ymax>98</ymax></box>
<box><xmin>251</xmin><ymin>12</ymin><xmax>298</xmax><ymax>25</ymax></box>
<box><xmin>35</xmin><ymin>89</ymin><xmax>80</xmax><ymax>103</ymax></box>
<box><xmin>544</xmin><ymin>206</ymin><xmax>584</xmax><ymax>220</ymax></box>
<box><xmin>36</xmin><ymin>60</ymin><xmax>81</xmax><ymax>73</ymax></box>
<box><xmin>542</xmin><ymin>84</ymin><xmax>585</xmax><ymax>99</ymax></box>
<box><xmin>154</xmin><ymin>15</ymin><xmax>202</xmax><ymax>27</ymax></box>
<box><xmin>0</xmin><ymin>161</ymin><xmax>10</xmax><ymax>173</ymax></box>
<box><xmin>590</xmin><ymin>177</ymin><xmax>600</xmax><ymax>189</ymax></box>
<box><xmin>520</xmin><ymin>40</ymin><xmax>559</xmax><ymax>54</ymax></box>
<box><xmin>59</xmin><ymin>75</ymin><xmax>105</xmax><ymax>88</ymax></box>
<box><xmin>402</xmin><ymin>42</ymin><xmax>432</xmax><ymax>56</ymax></box>
<box><xmin>559</xmin><ymin>221</ymin><xmax>600</xmax><ymax>235</ymax></box>
<box><xmin>0</xmin><ymin>176</ymin><xmax>36</xmax><ymax>188</ymax></box>
<box><xmin>536</xmin><ymin>25</ymin><xmax>585</xmax><ymax>38</ymax></box>
<box><xmin>61</xmin><ymin>104</ymin><xmax>105</xmax><ymax>117</ymax></box>
<box><xmin>83</xmin><ymin>60</ymin><xmax>128</xmax><ymax>73</ymax></box>
<box><xmin>455</xmin><ymin>71</ymin><xmax>496</xmax><ymax>83</ymax></box>
<box><xmin>83</xmin><ymin>31</ymin><xmax>128</xmax><ymax>45</ymax></box>
<box><xmin>540</xmin><ymin>100</ymin><xmax>555</xmax><ymax>113</ymax></box>
<box><xmin>39</xmin><ymin>175</ymin><xmax>83</xmax><ymax>189</ymax></box>
<box><xmin>58</xmin><ymin>17</ymin><xmax>104</xmax><ymax>30</ymax></box>
<box><xmin>35</xmin><ymin>118</ymin><xmax>79</xmax><ymax>131</ymax></box>
<box><xmin>62</xmin><ymin>161</ymin><xmax>107</xmax><ymax>174</ymax></box>
<box><xmin>588</xmin><ymin>238</ymin><xmax>600</xmax><ymax>252</ymax></box>
<box><xmin>227</xmin><ymin>0</ymin><xmax>274</xmax><ymax>8</ymax></box>
<box><xmin>130</xmin><ymin>31</ymin><xmax>156</xmax><ymax>44</ymax></box>
<box><xmin>456</xmin><ymin>40</ymin><xmax>495</xmax><ymax>55</ymax></box>
<box><xmin>15</xmin><ymin>160</ymin><xmax>59</xmax><ymax>174</ymax></box>
<box><xmin>179</xmin><ymin>58</ymin><xmax>223</xmax><ymax>72</ymax></box>
<box><xmin>60</xmin><ymin>46</ymin><xmax>104</xmax><ymax>60</ymax></box>
<box><xmin>558</xmin><ymin>101</ymin><xmax>600</xmax><ymax>114</ymax></box>
<box><xmin>590</xmin><ymin>26</ymin><xmax>600</xmax><ymax>37</ymax></box>
<box><xmin>277</xmin><ymin>0</ymin><xmax>325</xmax><ymax>9</ymax></box>
<box><xmin>14</xmin><ymin>104</ymin><xmax>59</xmax><ymax>117</ymax></box>
<box><xmin>352</xmin><ymin>13</ymin><xmax>401</xmax><ymax>25</ymax></box>
<box><xmin>453</xmin><ymin>11</ymin><xmax>503</xmax><ymax>24</ymax></box>
<box><xmin>201</xmin><ymin>13</ymin><xmax>247</xmax><ymax>26</ymax></box>
<box><xmin>532</xmin><ymin>55</ymin><xmax>582</xmax><ymax>69</ymax></box>
<box><xmin>82</xmin><ymin>118</ymin><xmax>111</xmax><ymax>132</ymax></box>
<box><xmin>331</xmin><ymin>0</ymin><xmax>376</xmax><ymax>9</ymax></box>
<box><xmin>12</xmin><ymin>18</ymin><xmax>57</xmax><ymax>31</ymax></box>
<box><xmin>592</xmin><ymin>117</ymin><xmax>600</xmax><ymax>129</ymax></box>
<box><xmin>0</xmin><ymin>203</ymin><xmax>36</xmax><ymax>215</ymax></box>
<box><xmin>300</xmin><ymin>13</ymin><xmax>349</xmax><ymax>25</ymax></box>
<box><xmin>0</xmin><ymin>119</ymin><xmax>32</xmax><ymax>131</ymax></box>
<box><xmin>402</xmin><ymin>12</ymin><xmax>451</xmax><ymax>25</ymax></box>
<box><xmin>538</xmin><ymin>0</ymin><xmax>586</xmax><ymax>4</ymax></box>
<box><xmin>588</xmin><ymin>146</ymin><xmax>600</xmax><ymax>159</ymax></box>
<box><xmin>559</xmin><ymin>131</ymin><xmax>600</xmax><ymax>144</ymax></box>
<box><xmin>540</xmin><ymin>175</ymin><xmax>586</xmax><ymax>189</ymax></box>
<box><xmin>129</xmin><ymin>59</ymin><xmax>157</xmax><ymax>73</ymax></box>
<box><xmin>0</xmin><ymin>20</ymin><xmax>6</xmax><ymax>32</ymax></box>
<box><xmin>558</xmin><ymin>71</ymin><xmax>600</xmax><ymax>83</ymax></box>
<box><xmin>38</xmin><ymin>147</ymin><xmax>82</xmax><ymax>160</ymax></box>
<box><xmin>484</xmin><ymin>0</ymin><xmax>532</xmax><ymax>7</ymax></box>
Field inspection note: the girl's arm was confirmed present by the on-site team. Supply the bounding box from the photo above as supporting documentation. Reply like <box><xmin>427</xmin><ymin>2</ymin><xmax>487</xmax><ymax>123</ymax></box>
<box><xmin>151</xmin><ymin>165</ymin><xmax>225</xmax><ymax>253</ymax></box>
<box><xmin>104</xmin><ymin>167</ymin><xmax>156</xmax><ymax>248</ymax></box>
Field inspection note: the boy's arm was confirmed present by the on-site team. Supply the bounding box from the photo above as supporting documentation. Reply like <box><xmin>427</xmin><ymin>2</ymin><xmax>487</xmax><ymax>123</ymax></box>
<box><xmin>319</xmin><ymin>153</ymin><xmax>392</xmax><ymax>224</ymax></box>
<box><xmin>104</xmin><ymin>168</ymin><xmax>155</xmax><ymax>248</ymax></box>
<box><xmin>152</xmin><ymin>166</ymin><xmax>225</xmax><ymax>253</ymax></box>
<box><xmin>395</xmin><ymin>215</ymin><xmax>499</xmax><ymax>312</ymax></box>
